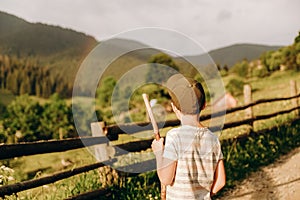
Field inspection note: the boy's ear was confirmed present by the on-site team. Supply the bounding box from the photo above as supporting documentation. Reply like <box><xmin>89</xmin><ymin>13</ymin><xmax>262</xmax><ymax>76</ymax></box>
<box><xmin>171</xmin><ymin>102</ymin><xmax>181</xmax><ymax>113</ymax></box>
<box><xmin>201</xmin><ymin>102</ymin><xmax>206</xmax><ymax>110</ymax></box>
<box><xmin>171</xmin><ymin>102</ymin><xmax>178</xmax><ymax>111</ymax></box>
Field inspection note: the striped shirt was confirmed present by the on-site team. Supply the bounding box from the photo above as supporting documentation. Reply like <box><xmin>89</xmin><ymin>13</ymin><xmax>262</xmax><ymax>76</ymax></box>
<box><xmin>163</xmin><ymin>125</ymin><xmax>223</xmax><ymax>200</ymax></box>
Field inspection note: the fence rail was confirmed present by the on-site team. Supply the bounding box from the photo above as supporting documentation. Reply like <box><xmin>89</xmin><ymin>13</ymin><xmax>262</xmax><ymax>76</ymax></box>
<box><xmin>0</xmin><ymin>82</ymin><xmax>299</xmax><ymax>199</ymax></box>
<box><xmin>0</xmin><ymin>137</ymin><xmax>154</xmax><ymax>160</ymax></box>
<box><xmin>105</xmin><ymin>93</ymin><xmax>300</xmax><ymax>137</ymax></box>
<box><xmin>0</xmin><ymin>159</ymin><xmax>116</xmax><ymax>197</ymax></box>
<box><xmin>1</xmin><ymin>94</ymin><xmax>299</xmax><ymax>160</ymax></box>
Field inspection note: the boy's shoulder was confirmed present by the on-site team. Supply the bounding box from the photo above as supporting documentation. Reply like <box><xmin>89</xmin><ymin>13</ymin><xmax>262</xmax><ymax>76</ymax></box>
<box><xmin>167</xmin><ymin>126</ymin><xmax>219</xmax><ymax>140</ymax></box>
<box><xmin>167</xmin><ymin>126</ymin><xmax>214</xmax><ymax>138</ymax></box>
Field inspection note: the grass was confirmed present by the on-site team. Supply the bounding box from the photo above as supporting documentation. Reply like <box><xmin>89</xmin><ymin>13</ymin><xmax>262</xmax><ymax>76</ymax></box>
<box><xmin>1</xmin><ymin>148</ymin><xmax>105</xmax><ymax>199</ymax></box>
<box><xmin>217</xmin><ymin>70</ymin><xmax>300</xmax><ymax>140</ymax></box>
<box><xmin>4</xmin><ymin>169</ymin><xmax>105</xmax><ymax>200</ymax></box>
<box><xmin>4</xmin><ymin>117</ymin><xmax>299</xmax><ymax>199</ymax></box>
<box><xmin>1</xmin><ymin>70</ymin><xmax>300</xmax><ymax>199</ymax></box>
<box><xmin>8</xmin><ymin>148</ymin><xmax>95</xmax><ymax>181</ymax></box>
<box><xmin>217</xmin><ymin>118</ymin><xmax>300</xmax><ymax>198</ymax></box>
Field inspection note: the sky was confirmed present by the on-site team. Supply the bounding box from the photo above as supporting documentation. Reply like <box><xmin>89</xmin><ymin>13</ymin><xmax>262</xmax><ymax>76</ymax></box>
<box><xmin>0</xmin><ymin>0</ymin><xmax>299</xmax><ymax>54</ymax></box>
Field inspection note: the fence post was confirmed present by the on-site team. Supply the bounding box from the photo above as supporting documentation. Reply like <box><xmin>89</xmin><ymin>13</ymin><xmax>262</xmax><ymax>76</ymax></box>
<box><xmin>91</xmin><ymin>122</ymin><xmax>115</xmax><ymax>162</ymax></box>
<box><xmin>290</xmin><ymin>80</ymin><xmax>299</xmax><ymax>116</ymax></box>
<box><xmin>244</xmin><ymin>84</ymin><xmax>253</xmax><ymax>128</ymax></box>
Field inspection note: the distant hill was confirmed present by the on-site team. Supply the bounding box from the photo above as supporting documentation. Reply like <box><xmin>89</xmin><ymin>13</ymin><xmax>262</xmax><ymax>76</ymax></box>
<box><xmin>98</xmin><ymin>41</ymin><xmax>283</xmax><ymax>79</ymax></box>
<box><xmin>0</xmin><ymin>11</ymin><xmax>163</xmax><ymax>80</ymax></box>
<box><xmin>184</xmin><ymin>44</ymin><xmax>282</xmax><ymax>68</ymax></box>
<box><xmin>0</xmin><ymin>11</ymin><xmax>97</xmax><ymax>57</ymax></box>
<box><xmin>0</xmin><ymin>10</ymin><xmax>285</xmax><ymax>98</ymax></box>
<box><xmin>0</xmin><ymin>11</ymin><xmax>98</xmax><ymax>80</ymax></box>
<box><xmin>90</xmin><ymin>38</ymin><xmax>162</xmax><ymax>78</ymax></box>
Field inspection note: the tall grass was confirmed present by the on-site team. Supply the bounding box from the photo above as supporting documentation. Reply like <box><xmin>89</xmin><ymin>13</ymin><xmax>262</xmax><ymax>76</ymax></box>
<box><xmin>217</xmin><ymin>117</ymin><xmax>300</xmax><ymax>198</ymax></box>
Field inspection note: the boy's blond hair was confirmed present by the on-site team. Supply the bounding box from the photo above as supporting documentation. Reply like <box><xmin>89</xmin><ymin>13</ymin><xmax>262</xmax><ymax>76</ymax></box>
<box><xmin>165</xmin><ymin>74</ymin><xmax>206</xmax><ymax>115</ymax></box>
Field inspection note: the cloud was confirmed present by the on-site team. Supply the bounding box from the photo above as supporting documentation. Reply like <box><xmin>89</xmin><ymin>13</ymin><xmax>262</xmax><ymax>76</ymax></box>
<box><xmin>217</xmin><ymin>10</ymin><xmax>232</xmax><ymax>22</ymax></box>
<box><xmin>0</xmin><ymin>0</ymin><xmax>299</xmax><ymax>52</ymax></box>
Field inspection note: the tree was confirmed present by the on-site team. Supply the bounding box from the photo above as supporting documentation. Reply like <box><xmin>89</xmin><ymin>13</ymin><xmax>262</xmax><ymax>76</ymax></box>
<box><xmin>268</xmin><ymin>51</ymin><xmax>283</xmax><ymax>71</ymax></box>
<box><xmin>97</xmin><ymin>76</ymin><xmax>117</xmax><ymax>107</ymax></box>
<box><xmin>0</xmin><ymin>102</ymin><xmax>7</xmax><ymax>120</ymax></box>
<box><xmin>252</xmin><ymin>65</ymin><xmax>269</xmax><ymax>78</ymax></box>
<box><xmin>6</xmin><ymin>71</ymin><xmax>19</xmax><ymax>95</ymax></box>
<box><xmin>39</xmin><ymin>94</ymin><xmax>75</xmax><ymax>139</ymax></box>
<box><xmin>260</xmin><ymin>51</ymin><xmax>272</xmax><ymax>71</ymax></box>
<box><xmin>35</xmin><ymin>82</ymin><xmax>42</xmax><ymax>97</ymax></box>
<box><xmin>226</xmin><ymin>78</ymin><xmax>244</xmax><ymax>96</ymax></box>
<box><xmin>146</xmin><ymin>53</ymin><xmax>179</xmax><ymax>83</ymax></box>
<box><xmin>0</xmin><ymin>103</ymin><xmax>8</xmax><ymax>143</ymax></box>
<box><xmin>230</xmin><ymin>59</ymin><xmax>249</xmax><ymax>77</ymax></box>
<box><xmin>294</xmin><ymin>31</ymin><xmax>300</xmax><ymax>44</ymax></box>
<box><xmin>3</xmin><ymin>95</ymin><xmax>43</xmax><ymax>142</ymax></box>
<box><xmin>223</xmin><ymin>65</ymin><xmax>229</xmax><ymax>72</ymax></box>
<box><xmin>41</xmin><ymin>78</ymin><xmax>52</xmax><ymax>98</ymax></box>
<box><xmin>296</xmin><ymin>53</ymin><xmax>300</xmax><ymax>70</ymax></box>
<box><xmin>19</xmin><ymin>76</ymin><xmax>31</xmax><ymax>95</ymax></box>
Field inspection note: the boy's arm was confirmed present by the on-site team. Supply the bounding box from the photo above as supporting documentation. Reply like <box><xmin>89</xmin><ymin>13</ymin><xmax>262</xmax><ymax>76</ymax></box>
<box><xmin>155</xmin><ymin>153</ymin><xmax>177</xmax><ymax>186</ymax></box>
<box><xmin>152</xmin><ymin>138</ymin><xmax>177</xmax><ymax>186</ymax></box>
<box><xmin>211</xmin><ymin>159</ymin><xmax>226</xmax><ymax>196</ymax></box>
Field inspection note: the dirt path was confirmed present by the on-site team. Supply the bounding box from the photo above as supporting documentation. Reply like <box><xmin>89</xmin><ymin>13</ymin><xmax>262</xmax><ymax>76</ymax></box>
<box><xmin>219</xmin><ymin>146</ymin><xmax>300</xmax><ymax>200</ymax></box>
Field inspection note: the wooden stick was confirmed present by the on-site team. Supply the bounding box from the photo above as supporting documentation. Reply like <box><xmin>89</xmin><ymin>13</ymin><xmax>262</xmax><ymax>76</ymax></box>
<box><xmin>142</xmin><ymin>93</ymin><xmax>160</xmax><ymax>140</ymax></box>
<box><xmin>142</xmin><ymin>93</ymin><xmax>166</xmax><ymax>200</ymax></box>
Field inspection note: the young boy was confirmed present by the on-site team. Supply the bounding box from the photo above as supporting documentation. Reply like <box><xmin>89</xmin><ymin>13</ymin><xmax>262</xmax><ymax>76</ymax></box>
<box><xmin>152</xmin><ymin>74</ymin><xmax>226</xmax><ymax>200</ymax></box>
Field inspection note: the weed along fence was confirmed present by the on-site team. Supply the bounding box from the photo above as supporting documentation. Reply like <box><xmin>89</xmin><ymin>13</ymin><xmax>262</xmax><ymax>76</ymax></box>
<box><xmin>0</xmin><ymin>81</ymin><xmax>299</xmax><ymax>199</ymax></box>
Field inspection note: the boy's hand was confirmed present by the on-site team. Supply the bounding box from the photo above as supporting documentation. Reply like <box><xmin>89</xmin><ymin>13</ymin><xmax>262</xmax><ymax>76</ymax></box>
<box><xmin>151</xmin><ymin>138</ymin><xmax>164</xmax><ymax>156</ymax></box>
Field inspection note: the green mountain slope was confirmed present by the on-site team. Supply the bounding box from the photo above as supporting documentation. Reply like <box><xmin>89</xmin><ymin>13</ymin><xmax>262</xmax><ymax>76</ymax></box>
<box><xmin>0</xmin><ymin>10</ymin><xmax>286</xmax><ymax>99</ymax></box>
<box><xmin>185</xmin><ymin>43</ymin><xmax>282</xmax><ymax>68</ymax></box>
<box><xmin>0</xmin><ymin>11</ymin><xmax>97</xmax><ymax>57</ymax></box>
<box><xmin>0</xmin><ymin>11</ymin><xmax>98</xmax><ymax>83</ymax></box>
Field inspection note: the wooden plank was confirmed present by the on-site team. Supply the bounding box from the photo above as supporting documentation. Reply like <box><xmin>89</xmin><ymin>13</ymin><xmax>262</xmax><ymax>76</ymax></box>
<box><xmin>290</xmin><ymin>80</ymin><xmax>299</xmax><ymax>116</ymax></box>
<box><xmin>220</xmin><ymin>105</ymin><xmax>300</xmax><ymax>130</ymax></box>
<box><xmin>207</xmin><ymin>93</ymin><xmax>300</xmax><ymax>119</ymax></box>
<box><xmin>0</xmin><ymin>159</ymin><xmax>116</xmax><ymax>197</ymax></box>
<box><xmin>0</xmin><ymin>136</ymin><xmax>153</xmax><ymax>160</ymax></box>
<box><xmin>254</xmin><ymin>106</ymin><xmax>300</xmax><ymax>121</ymax></box>
<box><xmin>244</xmin><ymin>84</ymin><xmax>253</xmax><ymax>120</ymax></box>
<box><xmin>0</xmin><ymin>137</ymin><xmax>108</xmax><ymax>160</ymax></box>
<box><xmin>115</xmin><ymin>138</ymin><xmax>154</xmax><ymax>156</ymax></box>
<box><xmin>91</xmin><ymin>122</ymin><xmax>115</xmax><ymax>162</ymax></box>
<box><xmin>105</xmin><ymin>93</ymin><xmax>300</xmax><ymax>136</ymax></box>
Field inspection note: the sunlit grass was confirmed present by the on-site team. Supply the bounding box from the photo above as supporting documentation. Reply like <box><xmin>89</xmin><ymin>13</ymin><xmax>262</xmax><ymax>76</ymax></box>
<box><xmin>2</xmin><ymin>70</ymin><xmax>300</xmax><ymax>199</ymax></box>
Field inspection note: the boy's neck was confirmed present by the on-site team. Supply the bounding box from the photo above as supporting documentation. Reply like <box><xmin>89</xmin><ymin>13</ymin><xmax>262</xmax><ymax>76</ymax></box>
<box><xmin>180</xmin><ymin>114</ymin><xmax>204</xmax><ymax>128</ymax></box>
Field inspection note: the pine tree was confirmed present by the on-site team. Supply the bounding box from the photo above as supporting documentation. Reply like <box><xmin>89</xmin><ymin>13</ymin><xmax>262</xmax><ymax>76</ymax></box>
<box><xmin>35</xmin><ymin>82</ymin><xmax>42</xmax><ymax>97</ymax></box>
<box><xmin>42</xmin><ymin>78</ymin><xmax>52</xmax><ymax>98</ymax></box>
<box><xmin>20</xmin><ymin>76</ymin><xmax>31</xmax><ymax>95</ymax></box>
<box><xmin>6</xmin><ymin>72</ymin><xmax>19</xmax><ymax>94</ymax></box>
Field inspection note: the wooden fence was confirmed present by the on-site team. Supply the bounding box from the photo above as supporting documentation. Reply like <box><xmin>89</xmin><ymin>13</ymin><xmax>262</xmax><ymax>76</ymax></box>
<box><xmin>0</xmin><ymin>81</ymin><xmax>299</xmax><ymax>199</ymax></box>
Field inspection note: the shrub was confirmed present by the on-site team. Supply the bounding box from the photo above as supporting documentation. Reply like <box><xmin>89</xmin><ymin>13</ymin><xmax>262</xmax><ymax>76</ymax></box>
<box><xmin>252</xmin><ymin>65</ymin><xmax>269</xmax><ymax>78</ymax></box>
<box><xmin>230</xmin><ymin>60</ymin><xmax>249</xmax><ymax>78</ymax></box>
<box><xmin>226</xmin><ymin>78</ymin><xmax>244</xmax><ymax>96</ymax></box>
